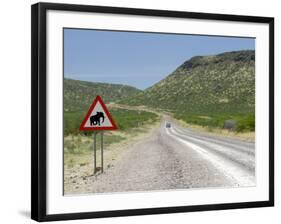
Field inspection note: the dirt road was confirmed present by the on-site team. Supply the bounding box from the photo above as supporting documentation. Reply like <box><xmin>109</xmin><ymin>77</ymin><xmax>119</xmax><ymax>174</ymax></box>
<box><xmin>66</xmin><ymin>117</ymin><xmax>255</xmax><ymax>194</ymax></box>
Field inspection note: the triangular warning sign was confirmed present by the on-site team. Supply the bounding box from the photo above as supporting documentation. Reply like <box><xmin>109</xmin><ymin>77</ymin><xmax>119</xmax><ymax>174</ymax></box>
<box><xmin>79</xmin><ymin>95</ymin><xmax>117</xmax><ymax>131</ymax></box>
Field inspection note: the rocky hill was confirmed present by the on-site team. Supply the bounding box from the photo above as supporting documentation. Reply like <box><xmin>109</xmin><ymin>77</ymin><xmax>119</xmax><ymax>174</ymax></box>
<box><xmin>121</xmin><ymin>50</ymin><xmax>255</xmax><ymax>116</ymax></box>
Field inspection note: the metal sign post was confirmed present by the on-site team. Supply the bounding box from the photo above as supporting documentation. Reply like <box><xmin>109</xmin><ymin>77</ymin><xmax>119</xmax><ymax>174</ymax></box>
<box><xmin>101</xmin><ymin>131</ymin><xmax>103</xmax><ymax>173</ymax></box>
<box><xmin>93</xmin><ymin>131</ymin><xmax>104</xmax><ymax>174</ymax></box>
<box><xmin>93</xmin><ymin>132</ymin><xmax>97</xmax><ymax>174</ymax></box>
<box><xmin>101</xmin><ymin>131</ymin><xmax>104</xmax><ymax>173</ymax></box>
<box><xmin>80</xmin><ymin>96</ymin><xmax>118</xmax><ymax>175</ymax></box>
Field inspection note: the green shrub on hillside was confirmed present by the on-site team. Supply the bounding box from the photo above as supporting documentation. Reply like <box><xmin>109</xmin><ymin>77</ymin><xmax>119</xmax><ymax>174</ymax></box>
<box><xmin>120</xmin><ymin>50</ymin><xmax>255</xmax><ymax>132</ymax></box>
<box><xmin>64</xmin><ymin>78</ymin><xmax>140</xmax><ymax>112</ymax></box>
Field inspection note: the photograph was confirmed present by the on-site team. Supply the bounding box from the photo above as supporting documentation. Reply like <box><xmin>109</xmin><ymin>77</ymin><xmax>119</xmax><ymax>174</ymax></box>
<box><xmin>63</xmin><ymin>28</ymin><xmax>256</xmax><ymax>195</ymax></box>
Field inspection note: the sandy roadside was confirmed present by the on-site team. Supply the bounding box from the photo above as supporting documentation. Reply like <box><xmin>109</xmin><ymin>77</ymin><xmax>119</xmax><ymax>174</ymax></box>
<box><xmin>64</xmin><ymin>121</ymin><xmax>160</xmax><ymax>194</ymax></box>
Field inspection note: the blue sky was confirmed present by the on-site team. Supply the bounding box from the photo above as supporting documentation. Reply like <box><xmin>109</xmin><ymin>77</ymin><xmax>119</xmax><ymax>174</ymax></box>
<box><xmin>64</xmin><ymin>29</ymin><xmax>255</xmax><ymax>90</ymax></box>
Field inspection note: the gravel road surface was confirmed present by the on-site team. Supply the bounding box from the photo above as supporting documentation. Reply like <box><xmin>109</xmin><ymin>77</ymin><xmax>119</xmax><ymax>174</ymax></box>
<box><xmin>74</xmin><ymin>117</ymin><xmax>255</xmax><ymax>194</ymax></box>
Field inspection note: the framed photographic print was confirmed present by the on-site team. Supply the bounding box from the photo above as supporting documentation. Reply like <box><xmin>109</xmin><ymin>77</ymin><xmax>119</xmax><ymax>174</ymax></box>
<box><xmin>31</xmin><ymin>2</ymin><xmax>274</xmax><ymax>222</ymax></box>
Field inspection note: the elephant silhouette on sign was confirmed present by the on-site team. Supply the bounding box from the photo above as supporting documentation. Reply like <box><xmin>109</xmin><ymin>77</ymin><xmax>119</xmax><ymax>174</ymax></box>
<box><xmin>90</xmin><ymin>112</ymin><xmax>105</xmax><ymax>126</ymax></box>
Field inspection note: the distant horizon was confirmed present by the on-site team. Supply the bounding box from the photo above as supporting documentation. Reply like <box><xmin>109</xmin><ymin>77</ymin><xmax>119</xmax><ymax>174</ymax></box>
<box><xmin>64</xmin><ymin>29</ymin><xmax>255</xmax><ymax>90</ymax></box>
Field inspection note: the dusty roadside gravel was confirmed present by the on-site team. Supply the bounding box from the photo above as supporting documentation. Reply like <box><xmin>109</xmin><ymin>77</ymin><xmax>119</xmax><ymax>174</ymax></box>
<box><xmin>64</xmin><ymin>118</ymin><xmax>255</xmax><ymax>195</ymax></box>
<box><xmin>64</xmin><ymin>123</ymin><xmax>160</xmax><ymax>194</ymax></box>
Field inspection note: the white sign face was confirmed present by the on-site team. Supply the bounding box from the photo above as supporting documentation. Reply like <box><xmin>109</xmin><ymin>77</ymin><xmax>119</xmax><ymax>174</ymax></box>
<box><xmin>80</xmin><ymin>96</ymin><xmax>117</xmax><ymax>131</ymax></box>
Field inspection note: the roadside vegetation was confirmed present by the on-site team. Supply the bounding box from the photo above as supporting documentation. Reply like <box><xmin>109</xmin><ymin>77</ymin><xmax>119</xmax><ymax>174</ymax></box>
<box><xmin>174</xmin><ymin>113</ymin><xmax>254</xmax><ymax>133</ymax></box>
<box><xmin>64</xmin><ymin>134</ymin><xmax>126</xmax><ymax>169</ymax></box>
<box><xmin>64</xmin><ymin>108</ymin><xmax>159</xmax><ymax>169</ymax></box>
<box><xmin>64</xmin><ymin>108</ymin><xmax>159</xmax><ymax>136</ymax></box>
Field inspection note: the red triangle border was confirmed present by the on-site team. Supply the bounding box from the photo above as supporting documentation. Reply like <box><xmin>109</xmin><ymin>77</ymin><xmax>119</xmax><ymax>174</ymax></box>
<box><xmin>79</xmin><ymin>95</ymin><xmax>118</xmax><ymax>131</ymax></box>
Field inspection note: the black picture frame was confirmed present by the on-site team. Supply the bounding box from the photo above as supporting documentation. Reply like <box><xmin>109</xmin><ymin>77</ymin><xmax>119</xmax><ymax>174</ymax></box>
<box><xmin>31</xmin><ymin>2</ymin><xmax>274</xmax><ymax>222</ymax></box>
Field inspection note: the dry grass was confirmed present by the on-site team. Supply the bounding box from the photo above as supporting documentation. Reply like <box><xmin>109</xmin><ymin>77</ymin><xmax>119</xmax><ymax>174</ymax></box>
<box><xmin>175</xmin><ymin>118</ymin><xmax>255</xmax><ymax>142</ymax></box>
<box><xmin>64</xmin><ymin>122</ymin><xmax>160</xmax><ymax>194</ymax></box>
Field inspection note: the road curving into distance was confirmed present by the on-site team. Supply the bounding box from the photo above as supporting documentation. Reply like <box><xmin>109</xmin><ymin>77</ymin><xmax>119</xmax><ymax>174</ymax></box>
<box><xmin>82</xmin><ymin>116</ymin><xmax>255</xmax><ymax>194</ymax></box>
